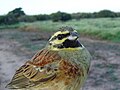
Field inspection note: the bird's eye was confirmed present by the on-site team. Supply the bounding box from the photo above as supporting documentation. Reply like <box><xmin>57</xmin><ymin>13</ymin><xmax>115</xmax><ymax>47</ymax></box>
<box><xmin>57</xmin><ymin>35</ymin><xmax>63</xmax><ymax>40</ymax></box>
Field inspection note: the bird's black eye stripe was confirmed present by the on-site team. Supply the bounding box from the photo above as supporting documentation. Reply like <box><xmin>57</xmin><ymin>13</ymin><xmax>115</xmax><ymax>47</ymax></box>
<box><xmin>50</xmin><ymin>33</ymin><xmax>70</xmax><ymax>41</ymax></box>
<box><xmin>57</xmin><ymin>33</ymin><xmax>70</xmax><ymax>40</ymax></box>
<box><xmin>57</xmin><ymin>34</ymin><xmax>63</xmax><ymax>40</ymax></box>
<box><xmin>50</xmin><ymin>36</ymin><xmax>57</xmax><ymax>41</ymax></box>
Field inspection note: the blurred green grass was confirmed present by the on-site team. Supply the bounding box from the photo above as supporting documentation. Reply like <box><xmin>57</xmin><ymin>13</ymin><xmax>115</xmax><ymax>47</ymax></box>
<box><xmin>0</xmin><ymin>18</ymin><xmax>120</xmax><ymax>42</ymax></box>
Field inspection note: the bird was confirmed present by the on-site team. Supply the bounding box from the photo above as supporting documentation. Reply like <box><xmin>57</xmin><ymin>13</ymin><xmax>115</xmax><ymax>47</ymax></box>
<box><xmin>6</xmin><ymin>26</ymin><xmax>91</xmax><ymax>90</ymax></box>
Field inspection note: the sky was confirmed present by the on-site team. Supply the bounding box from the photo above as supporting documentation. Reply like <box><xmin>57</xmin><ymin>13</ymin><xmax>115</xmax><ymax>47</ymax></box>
<box><xmin>0</xmin><ymin>0</ymin><xmax>120</xmax><ymax>15</ymax></box>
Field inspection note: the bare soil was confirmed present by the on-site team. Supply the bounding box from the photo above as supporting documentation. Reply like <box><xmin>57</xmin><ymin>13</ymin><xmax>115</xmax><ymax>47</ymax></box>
<box><xmin>0</xmin><ymin>30</ymin><xmax>120</xmax><ymax>90</ymax></box>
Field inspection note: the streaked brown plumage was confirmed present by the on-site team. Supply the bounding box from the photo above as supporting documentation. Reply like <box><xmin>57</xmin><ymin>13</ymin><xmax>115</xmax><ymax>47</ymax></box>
<box><xmin>6</xmin><ymin>26</ymin><xmax>91</xmax><ymax>90</ymax></box>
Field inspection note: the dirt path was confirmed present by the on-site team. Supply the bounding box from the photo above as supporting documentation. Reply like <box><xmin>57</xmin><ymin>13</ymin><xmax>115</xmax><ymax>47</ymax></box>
<box><xmin>81</xmin><ymin>38</ymin><xmax>120</xmax><ymax>90</ymax></box>
<box><xmin>0</xmin><ymin>37</ymin><xmax>120</xmax><ymax>90</ymax></box>
<box><xmin>0</xmin><ymin>39</ymin><xmax>28</xmax><ymax>90</ymax></box>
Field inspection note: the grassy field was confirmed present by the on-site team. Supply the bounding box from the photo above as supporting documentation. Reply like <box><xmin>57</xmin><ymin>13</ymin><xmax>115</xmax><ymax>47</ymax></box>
<box><xmin>0</xmin><ymin>18</ymin><xmax>120</xmax><ymax>42</ymax></box>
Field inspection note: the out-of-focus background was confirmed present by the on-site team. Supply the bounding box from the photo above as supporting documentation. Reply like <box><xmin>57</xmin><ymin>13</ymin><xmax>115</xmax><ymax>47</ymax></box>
<box><xmin>0</xmin><ymin>0</ymin><xmax>120</xmax><ymax>90</ymax></box>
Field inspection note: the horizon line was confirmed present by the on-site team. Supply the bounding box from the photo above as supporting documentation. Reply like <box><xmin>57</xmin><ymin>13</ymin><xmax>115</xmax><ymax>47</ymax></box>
<box><xmin>0</xmin><ymin>9</ymin><xmax>120</xmax><ymax>16</ymax></box>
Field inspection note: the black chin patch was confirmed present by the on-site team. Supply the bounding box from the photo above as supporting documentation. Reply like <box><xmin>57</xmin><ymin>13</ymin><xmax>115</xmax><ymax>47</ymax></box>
<box><xmin>53</xmin><ymin>39</ymin><xmax>82</xmax><ymax>49</ymax></box>
<box><xmin>63</xmin><ymin>39</ymin><xmax>82</xmax><ymax>48</ymax></box>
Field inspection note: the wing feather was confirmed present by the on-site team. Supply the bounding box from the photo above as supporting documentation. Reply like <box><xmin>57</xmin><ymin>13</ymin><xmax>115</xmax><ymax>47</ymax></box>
<box><xmin>6</xmin><ymin>49</ymin><xmax>61</xmax><ymax>89</ymax></box>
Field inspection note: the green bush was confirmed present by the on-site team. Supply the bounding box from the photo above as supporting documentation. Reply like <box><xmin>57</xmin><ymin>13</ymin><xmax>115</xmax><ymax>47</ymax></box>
<box><xmin>0</xmin><ymin>7</ymin><xmax>25</xmax><ymax>25</ymax></box>
<box><xmin>51</xmin><ymin>11</ymin><xmax>72</xmax><ymax>22</ymax></box>
<box><xmin>35</xmin><ymin>14</ymin><xmax>51</xmax><ymax>21</ymax></box>
<box><xmin>18</xmin><ymin>15</ymin><xmax>37</xmax><ymax>22</ymax></box>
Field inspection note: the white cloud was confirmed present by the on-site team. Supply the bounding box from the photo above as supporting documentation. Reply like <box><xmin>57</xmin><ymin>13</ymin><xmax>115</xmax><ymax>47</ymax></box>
<box><xmin>0</xmin><ymin>0</ymin><xmax>120</xmax><ymax>15</ymax></box>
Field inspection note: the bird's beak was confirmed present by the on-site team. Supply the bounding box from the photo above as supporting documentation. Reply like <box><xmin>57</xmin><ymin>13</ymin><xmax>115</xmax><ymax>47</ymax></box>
<box><xmin>67</xmin><ymin>32</ymin><xmax>79</xmax><ymax>40</ymax></box>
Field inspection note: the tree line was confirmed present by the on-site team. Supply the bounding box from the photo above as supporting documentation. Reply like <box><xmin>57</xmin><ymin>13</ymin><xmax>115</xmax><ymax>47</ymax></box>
<box><xmin>0</xmin><ymin>7</ymin><xmax>120</xmax><ymax>25</ymax></box>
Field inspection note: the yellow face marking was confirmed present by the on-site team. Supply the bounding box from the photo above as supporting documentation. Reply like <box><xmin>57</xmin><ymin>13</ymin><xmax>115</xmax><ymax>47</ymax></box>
<box><xmin>49</xmin><ymin>31</ymin><xmax>69</xmax><ymax>41</ymax></box>
<box><xmin>54</xmin><ymin>31</ymin><xmax>69</xmax><ymax>36</ymax></box>
<box><xmin>51</xmin><ymin>47</ymin><xmax>83</xmax><ymax>51</ymax></box>
<box><xmin>50</xmin><ymin>37</ymin><xmax>67</xmax><ymax>45</ymax></box>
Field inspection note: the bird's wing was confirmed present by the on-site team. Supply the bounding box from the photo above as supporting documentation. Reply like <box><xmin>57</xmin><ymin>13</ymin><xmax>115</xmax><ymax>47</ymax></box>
<box><xmin>6</xmin><ymin>49</ymin><xmax>61</xmax><ymax>89</ymax></box>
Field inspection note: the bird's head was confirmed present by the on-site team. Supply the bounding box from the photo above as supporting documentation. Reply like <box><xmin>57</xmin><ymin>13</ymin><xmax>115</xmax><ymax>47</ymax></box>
<box><xmin>47</xmin><ymin>26</ymin><xmax>84</xmax><ymax>50</ymax></box>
